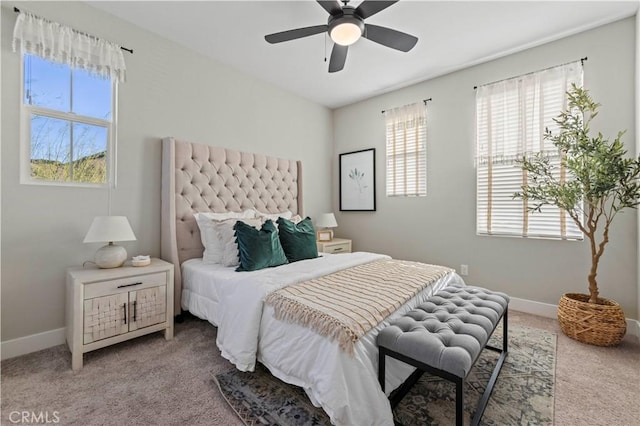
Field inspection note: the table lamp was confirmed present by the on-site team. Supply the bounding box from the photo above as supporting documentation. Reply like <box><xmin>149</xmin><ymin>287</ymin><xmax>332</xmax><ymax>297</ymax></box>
<box><xmin>83</xmin><ymin>216</ymin><xmax>136</xmax><ymax>268</ymax></box>
<box><xmin>316</xmin><ymin>213</ymin><xmax>338</xmax><ymax>241</ymax></box>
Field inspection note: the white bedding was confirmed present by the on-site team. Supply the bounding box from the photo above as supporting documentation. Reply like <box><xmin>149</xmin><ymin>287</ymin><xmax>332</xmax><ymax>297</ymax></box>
<box><xmin>182</xmin><ymin>253</ymin><xmax>465</xmax><ymax>426</ymax></box>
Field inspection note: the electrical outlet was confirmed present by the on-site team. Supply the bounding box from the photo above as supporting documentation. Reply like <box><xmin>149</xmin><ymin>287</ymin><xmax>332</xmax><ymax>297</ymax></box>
<box><xmin>460</xmin><ymin>264</ymin><xmax>468</xmax><ymax>276</ymax></box>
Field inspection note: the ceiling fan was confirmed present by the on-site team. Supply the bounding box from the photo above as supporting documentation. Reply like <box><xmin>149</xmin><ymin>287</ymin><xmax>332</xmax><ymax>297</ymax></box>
<box><xmin>265</xmin><ymin>0</ymin><xmax>418</xmax><ymax>73</ymax></box>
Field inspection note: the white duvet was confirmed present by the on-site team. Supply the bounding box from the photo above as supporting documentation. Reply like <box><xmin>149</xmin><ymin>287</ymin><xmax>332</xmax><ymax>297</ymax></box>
<box><xmin>182</xmin><ymin>253</ymin><xmax>465</xmax><ymax>425</ymax></box>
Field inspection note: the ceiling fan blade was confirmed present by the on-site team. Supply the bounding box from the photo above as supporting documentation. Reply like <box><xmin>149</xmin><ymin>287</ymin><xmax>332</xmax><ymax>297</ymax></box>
<box><xmin>363</xmin><ymin>24</ymin><xmax>418</xmax><ymax>52</ymax></box>
<box><xmin>355</xmin><ymin>1</ymin><xmax>398</xmax><ymax>19</ymax></box>
<box><xmin>329</xmin><ymin>44</ymin><xmax>348</xmax><ymax>73</ymax></box>
<box><xmin>317</xmin><ymin>0</ymin><xmax>343</xmax><ymax>16</ymax></box>
<box><xmin>265</xmin><ymin>25</ymin><xmax>328</xmax><ymax>44</ymax></box>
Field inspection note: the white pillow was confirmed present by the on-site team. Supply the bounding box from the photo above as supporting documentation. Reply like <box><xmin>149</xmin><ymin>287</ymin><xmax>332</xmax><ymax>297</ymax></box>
<box><xmin>194</xmin><ymin>211</ymin><xmax>256</xmax><ymax>263</ymax></box>
<box><xmin>211</xmin><ymin>218</ymin><xmax>262</xmax><ymax>267</ymax></box>
<box><xmin>254</xmin><ymin>210</ymin><xmax>293</xmax><ymax>221</ymax></box>
<box><xmin>255</xmin><ymin>211</ymin><xmax>298</xmax><ymax>231</ymax></box>
<box><xmin>194</xmin><ymin>210</ymin><xmax>256</xmax><ymax>221</ymax></box>
<box><xmin>197</xmin><ymin>209</ymin><xmax>292</xmax><ymax>221</ymax></box>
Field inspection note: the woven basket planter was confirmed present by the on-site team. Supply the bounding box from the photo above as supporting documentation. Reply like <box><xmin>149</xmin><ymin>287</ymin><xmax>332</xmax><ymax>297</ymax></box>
<box><xmin>557</xmin><ymin>293</ymin><xmax>627</xmax><ymax>346</ymax></box>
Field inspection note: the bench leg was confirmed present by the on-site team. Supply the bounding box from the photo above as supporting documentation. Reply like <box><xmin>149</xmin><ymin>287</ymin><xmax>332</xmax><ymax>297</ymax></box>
<box><xmin>378</xmin><ymin>347</ymin><xmax>427</xmax><ymax>409</ymax></box>
<box><xmin>503</xmin><ymin>308</ymin><xmax>509</xmax><ymax>353</ymax></box>
<box><xmin>378</xmin><ymin>347</ymin><xmax>386</xmax><ymax>393</ymax></box>
<box><xmin>389</xmin><ymin>368</ymin><xmax>425</xmax><ymax>409</ymax></box>
<box><xmin>471</xmin><ymin>309</ymin><xmax>509</xmax><ymax>426</ymax></box>
<box><xmin>456</xmin><ymin>377</ymin><xmax>464</xmax><ymax>426</ymax></box>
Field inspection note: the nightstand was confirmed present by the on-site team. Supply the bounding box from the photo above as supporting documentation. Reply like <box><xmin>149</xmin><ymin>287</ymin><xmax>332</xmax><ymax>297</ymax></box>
<box><xmin>317</xmin><ymin>238</ymin><xmax>352</xmax><ymax>254</ymax></box>
<box><xmin>65</xmin><ymin>258</ymin><xmax>174</xmax><ymax>370</ymax></box>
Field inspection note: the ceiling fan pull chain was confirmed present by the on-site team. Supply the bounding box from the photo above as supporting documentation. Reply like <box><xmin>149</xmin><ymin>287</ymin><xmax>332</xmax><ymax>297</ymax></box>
<box><xmin>324</xmin><ymin>32</ymin><xmax>327</xmax><ymax>62</ymax></box>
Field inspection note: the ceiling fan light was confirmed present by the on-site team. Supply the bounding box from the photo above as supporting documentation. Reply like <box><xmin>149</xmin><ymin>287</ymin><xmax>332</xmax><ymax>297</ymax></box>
<box><xmin>330</xmin><ymin>22</ymin><xmax>362</xmax><ymax>46</ymax></box>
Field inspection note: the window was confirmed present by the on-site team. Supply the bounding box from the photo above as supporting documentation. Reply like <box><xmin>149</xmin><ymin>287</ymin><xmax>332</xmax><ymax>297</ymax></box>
<box><xmin>475</xmin><ymin>61</ymin><xmax>583</xmax><ymax>239</ymax></box>
<box><xmin>22</xmin><ymin>55</ymin><xmax>115</xmax><ymax>185</ymax></box>
<box><xmin>385</xmin><ymin>102</ymin><xmax>427</xmax><ymax>197</ymax></box>
<box><xmin>13</xmin><ymin>10</ymin><xmax>126</xmax><ymax>187</ymax></box>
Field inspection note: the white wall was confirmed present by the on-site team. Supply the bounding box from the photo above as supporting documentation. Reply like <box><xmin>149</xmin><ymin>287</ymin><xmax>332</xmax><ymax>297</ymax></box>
<box><xmin>636</xmin><ymin>11</ymin><xmax>640</xmax><ymax>322</ymax></box>
<box><xmin>333</xmin><ymin>17</ymin><xmax>638</xmax><ymax>319</ymax></box>
<box><xmin>1</xmin><ymin>1</ymin><xmax>333</xmax><ymax>341</ymax></box>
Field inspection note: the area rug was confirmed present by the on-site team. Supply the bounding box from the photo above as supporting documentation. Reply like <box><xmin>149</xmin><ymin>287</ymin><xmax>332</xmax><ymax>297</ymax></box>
<box><xmin>213</xmin><ymin>325</ymin><xmax>556</xmax><ymax>425</ymax></box>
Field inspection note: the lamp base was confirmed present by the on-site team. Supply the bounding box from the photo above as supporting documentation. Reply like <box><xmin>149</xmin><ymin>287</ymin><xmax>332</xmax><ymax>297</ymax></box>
<box><xmin>95</xmin><ymin>242</ymin><xmax>127</xmax><ymax>268</ymax></box>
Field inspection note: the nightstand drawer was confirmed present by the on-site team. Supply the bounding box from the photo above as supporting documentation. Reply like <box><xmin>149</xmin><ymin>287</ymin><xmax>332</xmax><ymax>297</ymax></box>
<box><xmin>317</xmin><ymin>238</ymin><xmax>352</xmax><ymax>254</ymax></box>
<box><xmin>84</xmin><ymin>272</ymin><xmax>167</xmax><ymax>299</ymax></box>
<box><xmin>324</xmin><ymin>242</ymin><xmax>351</xmax><ymax>254</ymax></box>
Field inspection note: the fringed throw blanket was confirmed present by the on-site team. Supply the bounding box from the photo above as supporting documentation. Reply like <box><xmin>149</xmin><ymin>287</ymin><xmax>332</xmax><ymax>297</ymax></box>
<box><xmin>264</xmin><ymin>259</ymin><xmax>454</xmax><ymax>354</ymax></box>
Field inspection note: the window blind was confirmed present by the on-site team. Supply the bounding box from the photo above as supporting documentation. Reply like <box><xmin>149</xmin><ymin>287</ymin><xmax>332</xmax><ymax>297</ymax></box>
<box><xmin>385</xmin><ymin>102</ymin><xmax>427</xmax><ymax>197</ymax></box>
<box><xmin>475</xmin><ymin>61</ymin><xmax>583</xmax><ymax>239</ymax></box>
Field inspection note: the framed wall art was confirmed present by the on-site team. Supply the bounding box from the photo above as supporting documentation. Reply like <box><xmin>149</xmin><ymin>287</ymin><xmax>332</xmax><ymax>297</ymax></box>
<box><xmin>339</xmin><ymin>148</ymin><xmax>376</xmax><ymax>211</ymax></box>
<box><xmin>316</xmin><ymin>230</ymin><xmax>333</xmax><ymax>241</ymax></box>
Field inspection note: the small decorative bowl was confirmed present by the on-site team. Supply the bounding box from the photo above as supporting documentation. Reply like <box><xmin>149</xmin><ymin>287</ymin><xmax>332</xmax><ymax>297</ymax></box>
<box><xmin>132</xmin><ymin>255</ymin><xmax>151</xmax><ymax>267</ymax></box>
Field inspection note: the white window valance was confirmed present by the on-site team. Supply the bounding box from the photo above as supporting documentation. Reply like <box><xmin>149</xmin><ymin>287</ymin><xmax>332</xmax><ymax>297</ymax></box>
<box><xmin>12</xmin><ymin>10</ymin><xmax>126</xmax><ymax>82</ymax></box>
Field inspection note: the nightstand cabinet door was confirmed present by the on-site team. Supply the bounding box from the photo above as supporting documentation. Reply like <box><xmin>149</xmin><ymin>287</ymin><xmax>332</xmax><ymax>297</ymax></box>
<box><xmin>129</xmin><ymin>286</ymin><xmax>166</xmax><ymax>331</ymax></box>
<box><xmin>83</xmin><ymin>293</ymin><xmax>129</xmax><ymax>344</ymax></box>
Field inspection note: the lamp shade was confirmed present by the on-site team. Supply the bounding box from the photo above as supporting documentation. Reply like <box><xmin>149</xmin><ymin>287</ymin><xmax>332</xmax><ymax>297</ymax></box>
<box><xmin>330</xmin><ymin>22</ymin><xmax>362</xmax><ymax>46</ymax></box>
<box><xmin>83</xmin><ymin>216</ymin><xmax>136</xmax><ymax>243</ymax></box>
<box><xmin>328</xmin><ymin>14</ymin><xmax>365</xmax><ymax>47</ymax></box>
<box><xmin>316</xmin><ymin>213</ymin><xmax>338</xmax><ymax>229</ymax></box>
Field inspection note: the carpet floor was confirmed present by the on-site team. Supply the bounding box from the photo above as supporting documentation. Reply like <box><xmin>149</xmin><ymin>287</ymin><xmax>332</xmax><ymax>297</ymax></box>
<box><xmin>214</xmin><ymin>325</ymin><xmax>555</xmax><ymax>425</ymax></box>
<box><xmin>1</xmin><ymin>311</ymin><xmax>638</xmax><ymax>425</ymax></box>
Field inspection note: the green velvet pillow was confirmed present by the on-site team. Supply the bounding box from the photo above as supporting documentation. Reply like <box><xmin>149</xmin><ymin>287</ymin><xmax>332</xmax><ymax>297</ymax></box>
<box><xmin>234</xmin><ymin>220</ymin><xmax>288</xmax><ymax>272</ymax></box>
<box><xmin>276</xmin><ymin>216</ymin><xmax>319</xmax><ymax>263</ymax></box>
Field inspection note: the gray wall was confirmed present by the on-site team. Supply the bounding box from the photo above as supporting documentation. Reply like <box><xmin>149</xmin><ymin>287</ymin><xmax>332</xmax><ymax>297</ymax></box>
<box><xmin>1</xmin><ymin>3</ymin><xmax>637</xmax><ymax>344</ymax></box>
<box><xmin>1</xmin><ymin>2</ymin><xmax>333</xmax><ymax>341</ymax></box>
<box><xmin>636</xmin><ymin>11</ymin><xmax>640</xmax><ymax>332</ymax></box>
<box><xmin>333</xmin><ymin>18</ymin><xmax>638</xmax><ymax>319</ymax></box>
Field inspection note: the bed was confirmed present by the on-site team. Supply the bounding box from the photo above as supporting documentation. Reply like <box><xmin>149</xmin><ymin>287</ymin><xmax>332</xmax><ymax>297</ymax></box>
<box><xmin>160</xmin><ymin>137</ymin><xmax>465</xmax><ymax>425</ymax></box>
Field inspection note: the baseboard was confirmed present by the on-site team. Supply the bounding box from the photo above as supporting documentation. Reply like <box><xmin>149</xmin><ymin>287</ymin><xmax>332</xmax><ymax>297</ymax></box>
<box><xmin>625</xmin><ymin>318</ymin><xmax>640</xmax><ymax>343</ymax></box>
<box><xmin>510</xmin><ymin>297</ymin><xmax>640</xmax><ymax>342</ymax></box>
<box><xmin>510</xmin><ymin>297</ymin><xmax>558</xmax><ymax>319</ymax></box>
<box><xmin>1</xmin><ymin>328</ymin><xmax>66</xmax><ymax>360</ymax></box>
<box><xmin>1</xmin><ymin>297</ymin><xmax>639</xmax><ymax>360</ymax></box>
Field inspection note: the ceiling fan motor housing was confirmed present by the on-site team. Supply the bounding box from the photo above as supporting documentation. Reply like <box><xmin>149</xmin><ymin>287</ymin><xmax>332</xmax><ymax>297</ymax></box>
<box><xmin>328</xmin><ymin>7</ymin><xmax>365</xmax><ymax>46</ymax></box>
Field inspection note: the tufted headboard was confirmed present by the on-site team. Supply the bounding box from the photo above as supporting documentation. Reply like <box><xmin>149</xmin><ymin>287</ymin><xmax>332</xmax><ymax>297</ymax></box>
<box><xmin>161</xmin><ymin>137</ymin><xmax>303</xmax><ymax>314</ymax></box>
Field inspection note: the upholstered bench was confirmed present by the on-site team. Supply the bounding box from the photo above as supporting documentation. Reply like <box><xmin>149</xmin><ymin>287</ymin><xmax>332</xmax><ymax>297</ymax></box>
<box><xmin>377</xmin><ymin>284</ymin><xmax>509</xmax><ymax>426</ymax></box>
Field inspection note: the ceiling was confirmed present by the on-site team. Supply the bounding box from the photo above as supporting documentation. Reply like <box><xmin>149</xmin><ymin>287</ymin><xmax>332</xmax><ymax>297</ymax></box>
<box><xmin>87</xmin><ymin>1</ymin><xmax>638</xmax><ymax>109</ymax></box>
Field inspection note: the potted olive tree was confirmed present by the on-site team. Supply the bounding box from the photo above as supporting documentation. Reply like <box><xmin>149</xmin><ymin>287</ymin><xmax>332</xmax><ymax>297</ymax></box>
<box><xmin>515</xmin><ymin>85</ymin><xmax>640</xmax><ymax>346</ymax></box>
